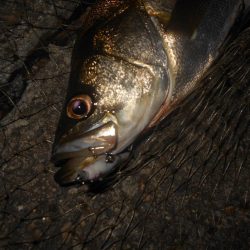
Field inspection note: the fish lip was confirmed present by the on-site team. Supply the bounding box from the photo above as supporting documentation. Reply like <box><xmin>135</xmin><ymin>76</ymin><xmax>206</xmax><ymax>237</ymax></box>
<box><xmin>52</xmin><ymin>119</ymin><xmax>118</xmax><ymax>165</ymax></box>
<box><xmin>53</xmin><ymin>155</ymin><xmax>97</xmax><ymax>185</ymax></box>
<box><xmin>54</xmin><ymin>169</ymin><xmax>90</xmax><ymax>186</ymax></box>
<box><xmin>53</xmin><ymin>151</ymin><xmax>130</xmax><ymax>186</ymax></box>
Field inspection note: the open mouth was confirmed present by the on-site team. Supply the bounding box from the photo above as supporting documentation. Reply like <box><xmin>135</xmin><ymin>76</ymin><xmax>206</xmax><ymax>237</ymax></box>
<box><xmin>52</xmin><ymin>121</ymin><xmax>118</xmax><ymax>185</ymax></box>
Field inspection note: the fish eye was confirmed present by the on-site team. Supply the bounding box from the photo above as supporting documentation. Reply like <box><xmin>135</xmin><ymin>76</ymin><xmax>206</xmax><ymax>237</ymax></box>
<box><xmin>67</xmin><ymin>95</ymin><xmax>92</xmax><ymax>120</ymax></box>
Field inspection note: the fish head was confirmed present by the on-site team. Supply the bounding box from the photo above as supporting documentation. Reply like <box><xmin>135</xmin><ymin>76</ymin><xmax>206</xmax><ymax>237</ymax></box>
<box><xmin>52</xmin><ymin>5</ymin><xmax>170</xmax><ymax>185</ymax></box>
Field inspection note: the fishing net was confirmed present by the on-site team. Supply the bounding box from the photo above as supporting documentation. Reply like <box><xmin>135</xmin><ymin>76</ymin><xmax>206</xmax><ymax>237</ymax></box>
<box><xmin>0</xmin><ymin>1</ymin><xmax>249</xmax><ymax>249</ymax></box>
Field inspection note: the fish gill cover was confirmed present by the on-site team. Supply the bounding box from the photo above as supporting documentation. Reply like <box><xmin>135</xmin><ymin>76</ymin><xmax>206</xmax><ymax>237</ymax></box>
<box><xmin>0</xmin><ymin>0</ymin><xmax>249</xmax><ymax>249</ymax></box>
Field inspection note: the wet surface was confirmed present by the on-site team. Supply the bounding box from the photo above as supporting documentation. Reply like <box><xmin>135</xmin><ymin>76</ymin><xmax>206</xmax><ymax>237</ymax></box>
<box><xmin>0</xmin><ymin>1</ymin><xmax>250</xmax><ymax>249</ymax></box>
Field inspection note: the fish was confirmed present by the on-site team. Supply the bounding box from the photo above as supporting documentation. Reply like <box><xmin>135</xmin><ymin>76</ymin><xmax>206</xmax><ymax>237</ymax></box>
<box><xmin>52</xmin><ymin>0</ymin><xmax>242</xmax><ymax>186</ymax></box>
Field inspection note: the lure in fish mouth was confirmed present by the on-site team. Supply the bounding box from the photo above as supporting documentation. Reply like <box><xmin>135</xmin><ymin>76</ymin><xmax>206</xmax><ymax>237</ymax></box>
<box><xmin>52</xmin><ymin>0</ymin><xmax>242</xmax><ymax>185</ymax></box>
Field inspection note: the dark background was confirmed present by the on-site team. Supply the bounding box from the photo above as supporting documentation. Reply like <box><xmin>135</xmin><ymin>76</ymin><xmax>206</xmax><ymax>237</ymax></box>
<box><xmin>0</xmin><ymin>1</ymin><xmax>249</xmax><ymax>249</ymax></box>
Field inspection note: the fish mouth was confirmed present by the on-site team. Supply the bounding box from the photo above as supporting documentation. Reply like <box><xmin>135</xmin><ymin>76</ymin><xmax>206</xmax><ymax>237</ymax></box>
<box><xmin>52</xmin><ymin>120</ymin><xmax>117</xmax><ymax>161</ymax></box>
<box><xmin>53</xmin><ymin>152</ymin><xmax>129</xmax><ymax>186</ymax></box>
<box><xmin>52</xmin><ymin>119</ymin><xmax>118</xmax><ymax>185</ymax></box>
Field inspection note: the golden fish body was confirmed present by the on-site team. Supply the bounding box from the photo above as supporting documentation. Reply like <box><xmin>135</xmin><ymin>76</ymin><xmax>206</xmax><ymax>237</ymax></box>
<box><xmin>52</xmin><ymin>0</ymin><xmax>242</xmax><ymax>185</ymax></box>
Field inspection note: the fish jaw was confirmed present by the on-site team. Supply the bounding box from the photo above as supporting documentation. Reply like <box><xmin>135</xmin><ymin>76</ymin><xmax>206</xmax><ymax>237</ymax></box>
<box><xmin>53</xmin><ymin>120</ymin><xmax>117</xmax><ymax>159</ymax></box>
<box><xmin>54</xmin><ymin>152</ymin><xmax>129</xmax><ymax>185</ymax></box>
<box><xmin>52</xmin><ymin>118</ymin><xmax>121</xmax><ymax>185</ymax></box>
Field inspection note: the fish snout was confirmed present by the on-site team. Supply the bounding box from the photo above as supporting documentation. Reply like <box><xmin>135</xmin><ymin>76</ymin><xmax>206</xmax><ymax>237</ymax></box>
<box><xmin>52</xmin><ymin>121</ymin><xmax>119</xmax><ymax>185</ymax></box>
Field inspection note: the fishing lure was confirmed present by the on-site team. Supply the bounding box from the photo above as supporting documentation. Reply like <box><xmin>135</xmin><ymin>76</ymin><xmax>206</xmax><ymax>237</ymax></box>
<box><xmin>52</xmin><ymin>0</ymin><xmax>242</xmax><ymax>185</ymax></box>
